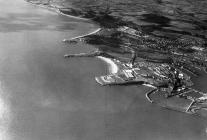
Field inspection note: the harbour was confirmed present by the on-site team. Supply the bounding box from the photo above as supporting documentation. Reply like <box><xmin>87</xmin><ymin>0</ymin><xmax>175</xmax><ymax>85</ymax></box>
<box><xmin>0</xmin><ymin>0</ymin><xmax>207</xmax><ymax>140</ymax></box>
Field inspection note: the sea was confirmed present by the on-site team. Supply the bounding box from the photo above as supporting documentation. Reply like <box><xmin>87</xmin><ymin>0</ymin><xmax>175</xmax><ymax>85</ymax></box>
<box><xmin>0</xmin><ymin>0</ymin><xmax>206</xmax><ymax>140</ymax></box>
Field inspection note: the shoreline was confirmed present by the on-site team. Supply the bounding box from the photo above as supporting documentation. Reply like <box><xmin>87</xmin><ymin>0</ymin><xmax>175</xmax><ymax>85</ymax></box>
<box><xmin>26</xmin><ymin>1</ymin><xmax>90</xmax><ymax>21</ymax></box>
<box><xmin>26</xmin><ymin>0</ymin><xmax>102</xmax><ymax>41</ymax></box>
<box><xmin>70</xmin><ymin>28</ymin><xmax>101</xmax><ymax>40</ymax></box>
<box><xmin>23</xmin><ymin>0</ymin><xmax>207</xmax><ymax>117</ymax></box>
<box><xmin>97</xmin><ymin>56</ymin><xmax>119</xmax><ymax>74</ymax></box>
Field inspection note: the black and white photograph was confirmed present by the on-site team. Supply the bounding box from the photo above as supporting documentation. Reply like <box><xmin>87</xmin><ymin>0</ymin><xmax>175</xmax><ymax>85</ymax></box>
<box><xmin>0</xmin><ymin>0</ymin><xmax>207</xmax><ymax>140</ymax></box>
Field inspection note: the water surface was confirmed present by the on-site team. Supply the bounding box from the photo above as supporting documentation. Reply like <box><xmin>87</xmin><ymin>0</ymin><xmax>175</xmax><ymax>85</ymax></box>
<box><xmin>0</xmin><ymin>0</ymin><xmax>207</xmax><ymax>140</ymax></box>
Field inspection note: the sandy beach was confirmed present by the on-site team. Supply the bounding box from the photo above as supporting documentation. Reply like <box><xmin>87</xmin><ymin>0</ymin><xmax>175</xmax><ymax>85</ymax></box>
<box><xmin>97</xmin><ymin>56</ymin><xmax>119</xmax><ymax>74</ymax></box>
<box><xmin>0</xmin><ymin>0</ymin><xmax>207</xmax><ymax>140</ymax></box>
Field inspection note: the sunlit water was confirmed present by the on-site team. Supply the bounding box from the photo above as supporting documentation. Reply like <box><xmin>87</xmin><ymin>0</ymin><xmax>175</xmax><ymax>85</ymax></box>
<box><xmin>0</xmin><ymin>0</ymin><xmax>207</xmax><ymax>140</ymax></box>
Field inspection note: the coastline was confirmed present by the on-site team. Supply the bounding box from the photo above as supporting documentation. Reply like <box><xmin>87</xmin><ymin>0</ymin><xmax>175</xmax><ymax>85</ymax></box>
<box><xmin>69</xmin><ymin>28</ymin><xmax>101</xmax><ymax>40</ymax></box>
<box><xmin>26</xmin><ymin>0</ymin><xmax>90</xmax><ymax>21</ymax></box>
<box><xmin>26</xmin><ymin>0</ymin><xmax>102</xmax><ymax>41</ymax></box>
<box><xmin>1</xmin><ymin>1</ymin><xmax>207</xmax><ymax>140</ymax></box>
<box><xmin>97</xmin><ymin>56</ymin><xmax>119</xmax><ymax>74</ymax></box>
<box><xmin>25</xmin><ymin>0</ymin><xmax>117</xmax><ymax>77</ymax></box>
<box><xmin>24</xmin><ymin>0</ymin><xmax>207</xmax><ymax>117</ymax></box>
